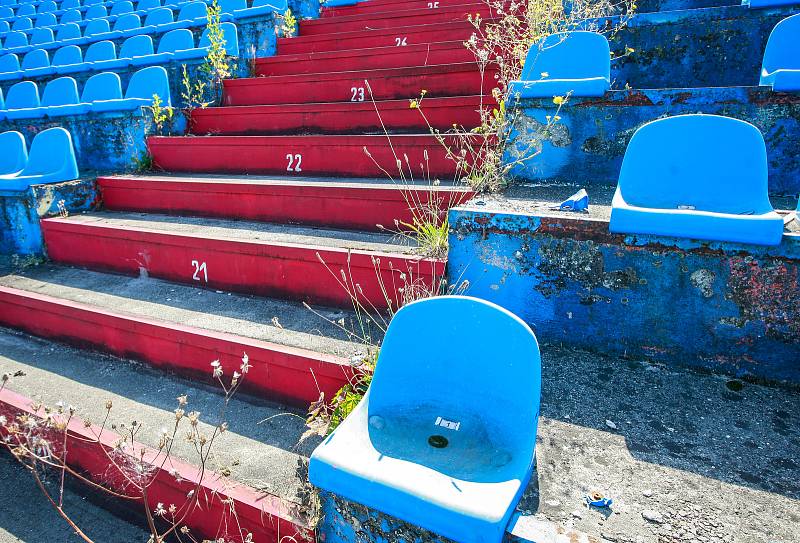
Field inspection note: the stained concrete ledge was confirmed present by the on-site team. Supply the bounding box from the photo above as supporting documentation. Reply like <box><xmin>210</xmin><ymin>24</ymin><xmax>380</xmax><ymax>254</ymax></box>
<box><xmin>448</xmin><ymin>204</ymin><xmax>800</xmax><ymax>383</ymax></box>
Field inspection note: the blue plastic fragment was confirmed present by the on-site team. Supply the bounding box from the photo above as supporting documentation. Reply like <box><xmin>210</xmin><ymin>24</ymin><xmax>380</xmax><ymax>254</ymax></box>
<box><xmin>553</xmin><ymin>188</ymin><xmax>589</xmax><ymax>212</ymax></box>
<box><xmin>759</xmin><ymin>14</ymin><xmax>800</xmax><ymax>92</ymax></box>
<box><xmin>585</xmin><ymin>493</ymin><xmax>613</xmax><ymax>508</ymax></box>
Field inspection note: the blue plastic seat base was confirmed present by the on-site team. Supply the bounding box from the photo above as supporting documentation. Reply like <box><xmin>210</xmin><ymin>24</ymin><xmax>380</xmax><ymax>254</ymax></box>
<box><xmin>172</xmin><ymin>46</ymin><xmax>206</xmax><ymax>61</ymax></box>
<box><xmin>0</xmin><ymin>172</ymin><xmax>76</xmax><ymax>191</ymax></box>
<box><xmin>128</xmin><ymin>51</ymin><xmax>173</xmax><ymax>66</ymax></box>
<box><xmin>91</xmin><ymin>58</ymin><xmax>129</xmax><ymax>70</ymax></box>
<box><xmin>507</xmin><ymin>77</ymin><xmax>609</xmax><ymax>99</ymax></box>
<box><xmin>54</xmin><ymin>62</ymin><xmax>91</xmax><ymax>74</ymax></box>
<box><xmin>322</xmin><ymin>0</ymin><xmax>357</xmax><ymax>6</ymax></box>
<box><xmin>609</xmin><ymin>193</ymin><xmax>785</xmax><ymax>246</ymax></box>
<box><xmin>745</xmin><ymin>0</ymin><xmax>798</xmax><ymax>7</ymax></box>
<box><xmin>4</xmin><ymin>107</ymin><xmax>46</xmax><ymax>119</ymax></box>
<box><xmin>46</xmin><ymin>102</ymin><xmax>91</xmax><ymax>117</ymax></box>
<box><xmin>233</xmin><ymin>5</ymin><xmax>282</xmax><ymax>18</ymax></box>
<box><xmin>0</xmin><ymin>70</ymin><xmax>22</xmax><ymax>81</ymax></box>
<box><xmin>772</xmin><ymin>69</ymin><xmax>800</xmax><ymax>92</ymax></box>
<box><xmin>24</xmin><ymin>66</ymin><xmax>55</xmax><ymax>77</ymax></box>
<box><xmin>91</xmin><ymin>97</ymin><xmax>150</xmax><ymax>112</ymax></box>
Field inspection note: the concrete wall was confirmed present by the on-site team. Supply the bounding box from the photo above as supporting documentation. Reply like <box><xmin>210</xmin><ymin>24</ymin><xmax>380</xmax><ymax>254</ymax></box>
<box><xmin>508</xmin><ymin>86</ymin><xmax>800</xmax><ymax>195</ymax></box>
<box><xmin>448</xmin><ymin>206</ymin><xmax>800</xmax><ymax>384</ymax></box>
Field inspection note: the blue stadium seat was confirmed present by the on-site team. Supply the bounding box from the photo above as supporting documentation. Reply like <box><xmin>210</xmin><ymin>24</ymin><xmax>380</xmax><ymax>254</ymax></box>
<box><xmin>0</xmin><ymin>131</ymin><xmax>28</xmax><ymax>175</ymax></box>
<box><xmin>59</xmin><ymin>8</ymin><xmax>83</xmax><ymax>24</ymax></box>
<box><xmin>30</xmin><ymin>27</ymin><xmax>55</xmax><ymax>46</ymax></box>
<box><xmin>172</xmin><ymin>20</ymin><xmax>238</xmax><ymax>60</ymax></box>
<box><xmin>82</xmin><ymin>39</ymin><xmax>119</xmax><ymax>69</ymax></box>
<box><xmin>760</xmin><ymin>14</ymin><xmax>800</xmax><ymax>92</ymax></box>
<box><xmin>42</xmin><ymin>76</ymin><xmax>91</xmax><ymax>116</ymax></box>
<box><xmin>111</xmin><ymin>34</ymin><xmax>153</xmax><ymax>66</ymax></box>
<box><xmin>38</xmin><ymin>0</ymin><xmax>57</xmax><ymax>13</ymax></box>
<box><xmin>54</xmin><ymin>21</ymin><xmax>83</xmax><ymax>44</ymax></box>
<box><xmin>83</xmin><ymin>4</ymin><xmax>107</xmax><ymax>19</ymax></box>
<box><xmin>59</xmin><ymin>0</ymin><xmax>82</xmax><ymax>13</ymax></box>
<box><xmin>310</xmin><ymin>296</ymin><xmax>542</xmax><ymax>543</ymax></box>
<box><xmin>52</xmin><ymin>44</ymin><xmax>83</xmax><ymax>73</ymax></box>
<box><xmin>82</xmin><ymin>17</ymin><xmax>109</xmax><ymax>37</ymax></box>
<box><xmin>0</xmin><ymin>20</ymin><xmax>9</xmax><ymax>33</ymax></box>
<box><xmin>4</xmin><ymin>80</ymin><xmax>43</xmax><ymax>119</ymax></box>
<box><xmin>15</xmin><ymin>3</ymin><xmax>35</xmax><ymax>17</ymax></box>
<box><xmin>92</xmin><ymin>64</ymin><xmax>169</xmax><ymax>111</ymax></box>
<box><xmin>0</xmin><ymin>6</ymin><xmax>12</xmax><ymax>19</ymax></box>
<box><xmin>134</xmin><ymin>0</ymin><xmax>160</xmax><ymax>14</ymax></box>
<box><xmin>233</xmin><ymin>0</ymin><xmax>287</xmax><ymax>19</ymax></box>
<box><xmin>113</xmin><ymin>12</ymin><xmax>144</xmax><ymax>37</ymax></box>
<box><xmin>3</xmin><ymin>31</ymin><xmax>29</xmax><ymax>54</ymax></box>
<box><xmin>34</xmin><ymin>12</ymin><xmax>58</xmax><ymax>27</ymax></box>
<box><xmin>508</xmin><ymin>31</ymin><xmax>611</xmax><ymax>99</ymax></box>
<box><xmin>21</xmin><ymin>48</ymin><xmax>53</xmax><ymax>77</ymax></box>
<box><xmin>110</xmin><ymin>0</ymin><xmax>134</xmax><ymax>16</ymax></box>
<box><xmin>11</xmin><ymin>16</ymin><xmax>33</xmax><ymax>32</ymax></box>
<box><xmin>168</xmin><ymin>1</ymin><xmax>208</xmax><ymax>28</ymax></box>
<box><xmin>129</xmin><ymin>27</ymin><xmax>186</xmax><ymax>65</ymax></box>
<box><xmin>81</xmin><ymin>70</ymin><xmax>122</xmax><ymax>103</ymax></box>
<box><xmin>140</xmin><ymin>5</ymin><xmax>172</xmax><ymax>31</ymax></box>
<box><xmin>0</xmin><ymin>53</ymin><xmax>21</xmax><ymax>81</ymax></box>
<box><xmin>743</xmin><ymin>0</ymin><xmax>798</xmax><ymax>8</ymax></box>
<box><xmin>609</xmin><ymin>115</ymin><xmax>784</xmax><ymax>246</ymax></box>
<box><xmin>1</xmin><ymin>127</ymin><xmax>80</xmax><ymax>191</ymax></box>
<box><xmin>218</xmin><ymin>0</ymin><xmax>246</xmax><ymax>16</ymax></box>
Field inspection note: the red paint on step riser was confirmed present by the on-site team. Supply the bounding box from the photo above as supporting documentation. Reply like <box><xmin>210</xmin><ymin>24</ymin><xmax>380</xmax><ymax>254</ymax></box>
<box><xmin>277</xmin><ymin>21</ymin><xmax>475</xmax><ymax>54</ymax></box>
<box><xmin>0</xmin><ymin>286</ymin><xmax>350</xmax><ymax>406</ymax></box>
<box><xmin>223</xmin><ymin>64</ymin><xmax>494</xmax><ymax>106</ymax></box>
<box><xmin>41</xmin><ymin>217</ymin><xmax>446</xmax><ymax>309</ymax></box>
<box><xmin>298</xmin><ymin>4</ymin><xmax>495</xmax><ymax>36</ymax></box>
<box><xmin>256</xmin><ymin>42</ymin><xmax>475</xmax><ymax>77</ymax></box>
<box><xmin>322</xmin><ymin>0</ymin><xmax>484</xmax><ymax>17</ymax></box>
<box><xmin>190</xmin><ymin>98</ymin><xmax>487</xmax><ymax>136</ymax></box>
<box><xmin>100</xmin><ymin>177</ymin><xmax>474</xmax><ymax>231</ymax></box>
<box><xmin>0</xmin><ymin>388</ymin><xmax>313</xmax><ymax>543</ymax></box>
<box><xmin>147</xmin><ymin>135</ymin><xmax>474</xmax><ymax>178</ymax></box>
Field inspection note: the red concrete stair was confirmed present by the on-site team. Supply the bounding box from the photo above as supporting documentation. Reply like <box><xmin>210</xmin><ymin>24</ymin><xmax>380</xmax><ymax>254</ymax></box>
<box><xmin>256</xmin><ymin>41</ymin><xmax>474</xmax><ymax>76</ymax></box>
<box><xmin>99</xmin><ymin>174</ymin><xmax>474</xmax><ymax>230</ymax></box>
<box><xmin>40</xmin><ymin>212</ymin><xmax>446</xmax><ymax>308</ymax></box>
<box><xmin>297</xmin><ymin>3</ymin><xmax>495</xmax><ymax>35</ymax></box>
<box><xmin>322</xmin><ymin>0</ymin><xmax>485</xmax><ymax>17</ymax></box>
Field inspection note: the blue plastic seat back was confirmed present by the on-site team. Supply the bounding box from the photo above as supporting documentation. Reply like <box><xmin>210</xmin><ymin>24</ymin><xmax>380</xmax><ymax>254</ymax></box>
<box><xmin>119</xmin><ymin>34</ymin><xmax>152</xmax><ymax>58</ymax></box>
<box><xmin>21</xmin><ymin>48</ymin><xmax>49</xmax><ymax>70</ymax></box>
<box><xmin>219</xmin><ymin>0</ymin><xmax>246</xmax><ymax>13</ymax></box>
<box><xmin>41</xmin><ymin>76</ymin><xmax>81</xmax><ymax>107</ymax></box>
<box><xmin>0</xmin><ymin>131</ymin><xmax>28</xmax><ymax>176</ymax></box>
<box><xmin>84</xmin><ymin>39</ymin><xmax>116</xmax><ymax>62</ymax></box>
<box><xmin>199</xmin><ymin>21</ymin><xmax>238</xmax><ymax>56</ymax></box>
<box><xmin>84</xmin><ymin>4</ymin><xmax>107</xmax><ymax>19</ymax></box>
<box><xmin>137</xmin><ymin>0</ymin><xmax>161</xmax><ymax>11</ymax></box>
<box><xmin>84</xmin><ymin>0</ymin><xmax>104</xmax><ymax>6</ymax></box>
<box><xmin>4</xmin><ymin>31</ymin><xmax>28</xmax><ymax>48</ymax></box>
<box><xmin>6</xmin><ymin>80</ymin><xmax>40</xmax><ymax>109</ymax></box>
<box><xmin>60</xmin><ymin>0</ymin><xmax>82</xmax><ymax>11</ymax></box>
<box><xmin>11</xmin><ymin>16</ymin><xmax>32</xmax><ymax>31</ymax></box>
<box><xmin>114</xmin><ymin>13</ymin><xmax>141</xmax><ymax>31</ymax></box>
<box><xmin>0</xmin><ymin>6</ymin><xmax>12</xmax><ymax>18</ymax></box>
<box><xmin>145</xmin><ymin>6</ymin><xmax>172</xmax><ymax>25</ymax></box>
<box><xmin>157</xmin><ymin>28</ymin><xmax>192</xmax><ymax>52</ymax></box>
<box><xmin>520</xmin><ymin>31</ymin><xmax>610</xmax><ymax>84</ymax></box>
<box><xmin>176</xmin><ymin>1</ymin><xmax>206</xmax><ymax>21</ymax></box>
<box><xmin>83</xmin><ymin>18</ymin><xmax>109</xmax><ymax>36</ymax></box>
<box><xmin>126</xmin><ymin>65</ymin><xmax>169</xmax><ymax>104</ymax></box>
<box><xmin>760</xmin><ymin>14</ymin><xmax>800</xmax><ymax>80</ymax></box>
<box><xmin>38</xmin><ymin>0</ymin><xmax>56</xmax><ymax>12</ymax></box>
<box><xmin>31</xmin><ymin>27</ymin><xmax>54</xmax><ymax>45</ymax></box>
<box><xmin>56</xmin><ymin>22</ymin><xmax>81</xmax><ymax>41</ymax></box>
<box><xmin>0</xmin><ymin>53</ymin><xmax>20</xmax><ymax>73</ymax></box>
<box><xmin>81</xmin><ymin>70</ymin><xmax>123</xmax><ymax>101</ymax></box>
<box><xmin>15</xmin><ymin>3</ymin><xmax>34</xmax><ymax>16</ymax></box>
<box><xmin>111</xmin><ymin>0</ymin><xmax>133</xmax><ymax>15</ymax></box>
<box><xmin>0</xmin><ymin>20</ymin><xmax>9</xmax><ymax>33</ymax></box>
<box><xmin>60</xmin><ymin>9</ymin><xmax>83</xmax><ymax>24</ymax></box>
<box><xmin>21</xmin><ymin>126</ymin><xmax>79</xmax><ymax>179</ymax></box>
<box><xmin>34</xmin><ymin>12</ymin><xmax>57</xmax><ymax>28</ymax></box>
<box><xmin>618</xmin><ymin>115</ymin><xmax>773</xmax><ymax>214</ymax></box>
<box><xmin>52</xmin><ymin>45</ymin><xmax>82</xmax><ymax>67</ymax></box>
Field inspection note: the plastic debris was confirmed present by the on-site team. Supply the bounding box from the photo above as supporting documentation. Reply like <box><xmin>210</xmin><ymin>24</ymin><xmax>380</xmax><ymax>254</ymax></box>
<box><xmin>552</xmin><ymin>188</ymin><xmax>589</xmax><ymax>212</ymax></box>
<box><xmin>585</xmin><ymin>491</ymin><xmax>613</xmax><ymax>508</ymax></box>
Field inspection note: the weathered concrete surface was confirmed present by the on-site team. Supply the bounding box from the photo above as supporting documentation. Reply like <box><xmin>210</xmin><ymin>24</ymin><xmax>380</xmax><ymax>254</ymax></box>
<box><xmin>509</xmin><ymin>86</ymin><xmax>800</xmax><ymax>195</ymax></box>
<box><xmin>0</xmin><ymin>178</ymin><xmax>98</xmax><ymax>256</ymax></box>
<box><xmin>0</xmin><ymin>263</ymin><xmax>370</xmax><ymax>358</ymax></box>
<box><xmin>0</xmin><ymin>452</ymin><xmax>151</xmax><ymax>543</ymax></box>
<box><xmin>448</xmin><ymin>205</ymin><xmax>800</xmax><ymax>383</ymax></box>
<box><xmin>316</xmin><ymin>346</ymin><xmax>800</xmax><ymax>543</ymax></box>
<box><xmin>599</xmin><ymin>4</ymin><xmax>799</xmax><ymax>89</ymax></box>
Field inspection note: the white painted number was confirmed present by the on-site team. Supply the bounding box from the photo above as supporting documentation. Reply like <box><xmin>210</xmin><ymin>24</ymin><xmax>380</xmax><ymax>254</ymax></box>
<box><xmin>286</xmin><ymin>153</ymin><xmax>303</xmax><ymax>172</ymax></box>
<box><xmin>191</xmin><ymin>260</ymin><xmax>208</xmax><ymax>282</ymax></box>
<box><xmin>395</xmin><ymin>36</ymin><xmax>408</xmax><ymax>46</ymax></box>
<box><xmin>350</xmin><ymin>86</ymin><xmax>365</xmax><ymax>102</ymax></box>
<box><xmin>427</xmin><ymin>1</ymin><xmax>439</xmax><ymax>7</ymax></box>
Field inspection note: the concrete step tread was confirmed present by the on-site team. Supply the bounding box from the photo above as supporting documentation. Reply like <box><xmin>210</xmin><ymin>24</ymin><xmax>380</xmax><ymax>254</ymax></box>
<box><xmin>278</xmin><ymin>19</ymin><xmax>476</xmax><ymax>45</ymax></box>
<box><xmin>42</xmin><ymin>211</ymin><xmax>422</xmax><ymax>256</ymax></box>
<box><xmin>0</xmin><ymin>328</ymin><xmax>317</xmax><ymax>507</ymax></box>
<box><xmin>304</xmin><ymin>0</ymin><xmax>485</xmax><ymax>24</ymax></box>
<box><xmin>0</xmin><ymin>265</ymin><xmax>368</xmax><ymax>358</ymax></box>
<box><xmin>257</xmin><ymin>40</ymin><xmax>470</xmax><ymax>65</ymax></box>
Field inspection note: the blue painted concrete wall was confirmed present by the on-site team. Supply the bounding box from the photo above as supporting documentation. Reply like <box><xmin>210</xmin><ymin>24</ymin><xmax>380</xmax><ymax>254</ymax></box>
<box><xmin>448</xmin><ymin>207</ymin><xmax>800</xmax><ymax>384</ymax></box>
<box><xmin>0</xmin><ymin>179</ymin><xmax>97</xmax><ymax>255</ymax></box>
<box><xmin>509</xmin><ymin>86</ymin><xmax>800</xmax><ymax>195</ymax></box>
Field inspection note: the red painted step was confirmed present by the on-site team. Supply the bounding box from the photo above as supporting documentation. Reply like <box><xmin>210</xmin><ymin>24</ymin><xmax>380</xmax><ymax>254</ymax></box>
<box><xmin>99</xmin><ymin>175</ymin><xmax>475</xmax><ymax>230</ymax></box>
<box><xmin>223</xmin><ymin>63</ymin><xmax>494</xmax><ymax>106</ymax></box>
<box><xmin>147</xmin><ymin>134</ymin><xmax>475</xmax><ymax>178</ymax></box>
<box><xmin>322</xmin><ymin>0</ymin><xmax>482</xmax><ymax>17</ymax></box>
<box><xmin>256</xmin><ymin>41</ymin><xmax>475</xmax><ymax>76</ymax></box>
<box><xmin>0</xmin><ymin>285</ymin><xmax>351</xmax><ymax>406</ymax></box>
<box><xmin>191</xmin><ymin>96</ymin><xmax>487</xmax><ymax>136</ymax></box>
<box><xmin>277</xmin><ymin>20</ymin><xmax>478</xmax><ymax>54</ymax></box>
<box><xmin>41</xmin><ymin>213</ymin><xmax>446</xmax><ymax>308</ymax></box>
<box><xmin>298</xmin><ymin>3</ymin><xmax>495</xmax><ymax>35</ymax></box>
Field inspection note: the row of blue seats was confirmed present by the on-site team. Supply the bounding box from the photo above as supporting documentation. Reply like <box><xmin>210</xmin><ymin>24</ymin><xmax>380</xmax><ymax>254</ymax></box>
<box><xmin>0</xmin><ymin>23</ymin><xmax>236</xmax><ymax>79</ymax></box>
<box><xmin>0</xmin><ymin>127</ymin><xmax>78</xmax><ymax>190</ymax></box>
<box><xmin>0</xmin><ymin>65</ymin><xmax>169</xmax><ymax>118</ymax></box>
<box><xmin>0</xmin><ymin>0</ymin><xmax>201</xmax><ymax>28</ymax></box>
<box><xmin>508</xmin><ymin>13</ymin><xmax>800</xmax><ymax>99</ymax></box>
